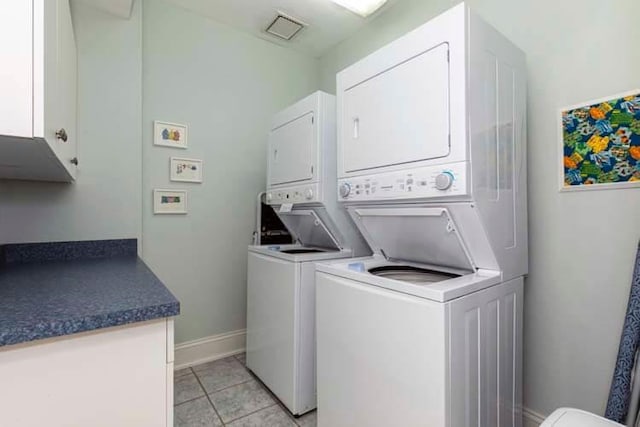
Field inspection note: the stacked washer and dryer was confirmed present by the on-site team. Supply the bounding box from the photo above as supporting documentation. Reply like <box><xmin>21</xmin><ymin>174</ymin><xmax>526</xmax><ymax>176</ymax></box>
<box><xmin>315</xmin><ymin>3</ymin><xmax>528</xmax><ymax>427</ymax></box>
<box><xmin>247</xmin><ymin>3</ymin><xmax>530</xmax><ymax>426</ymax></box>
<box><xmin>246</xmin><ymin>91</ymin><xmax>370</xmax><ymax>416</ymax></box>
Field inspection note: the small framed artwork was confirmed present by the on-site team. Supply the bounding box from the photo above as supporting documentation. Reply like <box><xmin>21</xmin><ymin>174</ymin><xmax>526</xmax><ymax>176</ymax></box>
<box><xmin>154</xmin><ymin>121</ymin><xmax>188</xmax><ymax>149</ymax></box>
<box><xmin>559</xmin><ymin>89</ymin><xmax>640</xmax><ymax>192</ymax></box>
<box><xmin>153</xmin><ymin>189</ymin><xmax>187</xmax><ymax>215</ymax></box>
<box><xmin>170</xmin><ymin>157</ymin><xmax>203</xmax><ymax>183</ymax></box>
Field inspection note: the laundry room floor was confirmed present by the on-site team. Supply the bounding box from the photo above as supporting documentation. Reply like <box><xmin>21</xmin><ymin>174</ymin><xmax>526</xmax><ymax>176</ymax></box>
<box><xmin>174</xmin><ymin>353</ymin><xmax>317</xmax><ymax>427</ymax></box>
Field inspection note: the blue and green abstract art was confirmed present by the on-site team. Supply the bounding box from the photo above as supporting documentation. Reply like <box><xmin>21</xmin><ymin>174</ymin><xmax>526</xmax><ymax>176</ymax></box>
<box><xmin>562</xmin><ymin>91</ymin><xmax>640</xmax><ymax>189</ymax></box>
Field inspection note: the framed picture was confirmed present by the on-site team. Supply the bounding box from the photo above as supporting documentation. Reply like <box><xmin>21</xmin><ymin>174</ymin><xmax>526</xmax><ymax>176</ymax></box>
<box><xmin>170</xmin><ymin>157</ymin><xmax>203</xmax><ymax>183</ymax></box>
<box><xmin>559</xmin><ymin>89</ymin><xmax>640</xmax><ymax>191</ymax></box>
<box><xmin>154</xmin><ymin>121</ymin><xmax>188</xmax><ymax>149</ymax></box>
<box><xmin>153</xmin><ymin>189</ymin><xmax>187</xmax><ymax>214</ymax></box>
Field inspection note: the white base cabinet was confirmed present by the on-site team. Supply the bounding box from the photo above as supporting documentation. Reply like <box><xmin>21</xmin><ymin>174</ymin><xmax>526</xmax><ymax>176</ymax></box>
<box><xmin>0</xmin><ymin>319</ymin><xmax>175</xmax><ymax>427</ymax></box>
<box><xmin>0</xmin><ymin>0</ymin><xmax>77</xmax><ymax>182</ymax></box>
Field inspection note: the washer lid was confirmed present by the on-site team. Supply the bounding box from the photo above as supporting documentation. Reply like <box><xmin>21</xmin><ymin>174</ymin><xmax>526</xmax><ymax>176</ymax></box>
<box><xmin>541</xmin><ymin>409</ymin><xmax>622</xmax><ymax>427</ymax></box>
<box><xmin>350</xmin><ymin>206</ymin><xmax>476</xmax><ymax>271</ymax></box>
<box><xmin>277</xmin><ymin>209</ymin><xmax>341</xmax><ymax>250</ymax></box>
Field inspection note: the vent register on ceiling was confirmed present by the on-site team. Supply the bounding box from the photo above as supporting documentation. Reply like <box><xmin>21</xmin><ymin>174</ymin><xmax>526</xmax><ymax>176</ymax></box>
<box><xmin>264</xmin><ymin>0</ymin><xmax>389</xmax><ymax>41</ymax></box>
<box><xmin>265</xmin><ymin>13</ymin><xmax>305</xmax><ymax>40</ymax></box>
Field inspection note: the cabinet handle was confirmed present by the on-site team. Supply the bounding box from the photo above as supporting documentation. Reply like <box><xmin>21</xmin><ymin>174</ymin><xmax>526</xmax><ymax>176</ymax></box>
<box><xmin>56</xmin><ymin>128</ymin><xmax>68</xmax><ymax>142</ymax></box>
<box><xmin>353</xmin><ymin>118</ymin><xmax>360</xmax><ymax>139</ymax></box>
<box><xmin>70</xmin><ymin>157</ymin><xmax>78</xmax><ymax>166</ymax></box>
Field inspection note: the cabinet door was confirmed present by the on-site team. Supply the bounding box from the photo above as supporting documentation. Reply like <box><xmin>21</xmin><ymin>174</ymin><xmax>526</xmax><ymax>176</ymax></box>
<box><xmin>0</xmin><ymin>320</ymin><xmax>170</xmax><ymax>427</ymax></box>
<box><xmin>39</xmin><ymin>0</ymin><xmax>77</xmax><ymax>178</ymax></box>
<box><xmin>268</xmin><ymin>112</ymin><xmax>315</xmax><ymax>186</ymax></box>
<box><xmin>0</xmin><ymin>1</ymin><xmax>33</xmax><ymax>137</ymax></box>
<box><xmin>342</xmin><ymin>43</ymin><xmax>450</xmax><ymax>173</ymax></box>
<box><xmin>55</xmin><ymin>0</ymin><xmax>77</xmax><ymax>175</ymax></box>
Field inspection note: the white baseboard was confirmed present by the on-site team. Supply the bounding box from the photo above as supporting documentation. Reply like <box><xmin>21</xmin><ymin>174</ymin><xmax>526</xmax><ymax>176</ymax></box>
<box><xmin>524</xmin><ymin>407</ymin><xmax>546</xmax><ymax>427</ymax></box>
<box><xmin>174</xmin><ymin>329</ymin><xmax>246</xmax><ymax>370</ymax></box>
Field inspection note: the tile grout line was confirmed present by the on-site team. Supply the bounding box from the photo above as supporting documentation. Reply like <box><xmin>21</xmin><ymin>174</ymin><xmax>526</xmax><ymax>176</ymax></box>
<box><xmin>199</xmin><ymin>378</ymin><xmax>254</xmax><ymax>396</ymax></box>
<box><xmin>240</xmin><ymin>365</ymin><xmax>302</xmax><ymax>426</ymax></box>
<box><xmin>174</xmin><ymin>367</ymin><xmax>194</xmax><ymax>379</ymax></box>
<box><xmin>184</xmin><ymin>355</ymin><xmax>304</xmax><ymax>426</ymax></box>
<box><xmin>191</xmin><ymin>357</ymin><xmax>254</xmax><ymax>396</ymax></box>
<box><xmin>191</xmin><ymin>367</ymin><xmax>226</xmax><ymax>426</ymax></box>
<box><xmin>222</xmin><ymin>402</ymin><xmax>280</xmax><ymax>425</ymax></box>
<box><xmin>174</xmin><ymin>393</ymin><xmax>207</xmax><ymax>408</ymax></box>
<box><xmin>237</xmin><ymin>358</ymin><xmax>316</xmax><ymax>426</ymax></box>
<box><xmin>174</xmin><ymin>368</ymin><xmax>205</xmax><ymax>407</ymax></box>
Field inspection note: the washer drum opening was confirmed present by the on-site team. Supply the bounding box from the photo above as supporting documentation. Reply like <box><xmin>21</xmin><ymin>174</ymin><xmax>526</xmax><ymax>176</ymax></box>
<box><xmin>368</xmin><ymin>265</ymin><xmax>459</xmax><ymax>284</ymax></box>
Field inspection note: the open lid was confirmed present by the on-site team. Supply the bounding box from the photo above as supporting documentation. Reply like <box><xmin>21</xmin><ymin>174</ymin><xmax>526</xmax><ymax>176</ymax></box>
<box><xmin>277</xmin><ymin>209</ymin><xmax>342</xmax><ymax>250</ymax></box>
<box><xmin>349</xmin><ymin>206</ymin><xmax>476</xmax><ymax>271</ymax></box>
<box><xmin>541</xmin><ymin>409</ymin><xmax>622</xmax><ymax>427</ymax></box>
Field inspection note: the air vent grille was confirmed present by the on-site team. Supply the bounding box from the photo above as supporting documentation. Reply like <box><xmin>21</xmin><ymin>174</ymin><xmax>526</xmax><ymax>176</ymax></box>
<box><xmin>266</xmin><ymin>13</ymin><xmax>305</xmax><ymax>41</ymax></box>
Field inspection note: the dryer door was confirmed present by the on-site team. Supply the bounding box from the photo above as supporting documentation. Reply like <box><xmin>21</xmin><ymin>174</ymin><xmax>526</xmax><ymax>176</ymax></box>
<box><xmin>268</xmin><ymin>112</ymin><xmax>316</xmax><ymax>186</ymax></box>
<box><xmin>341</xmin><ymin>43</ymin><xmax>450</xmax><ymax>173</ymax></box>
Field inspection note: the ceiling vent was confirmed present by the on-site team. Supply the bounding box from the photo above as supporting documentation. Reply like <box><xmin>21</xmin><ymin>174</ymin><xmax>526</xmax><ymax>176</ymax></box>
<box><xmin>265</xmin><ymin>13</ymin><xmax>306</xmax><ymax>41</ymax></box>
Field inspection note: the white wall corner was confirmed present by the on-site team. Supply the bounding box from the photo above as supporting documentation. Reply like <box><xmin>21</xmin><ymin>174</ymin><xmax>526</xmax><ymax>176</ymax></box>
<box><xmin>524</xmin><ymin>407</ymin><xmax>547</xmax><ymax>427</ymax></box>
<box><xmin>174</xmin><ymin>329</ymin><xmax>246</xmax><ymax>370</ymax></box>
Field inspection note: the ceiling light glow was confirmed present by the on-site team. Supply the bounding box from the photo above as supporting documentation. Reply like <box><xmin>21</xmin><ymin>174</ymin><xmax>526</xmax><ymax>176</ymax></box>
<box><xmin>330</xmin><ymin>0</ymin><xmax>388</xmax><ymax>17</ymax></box>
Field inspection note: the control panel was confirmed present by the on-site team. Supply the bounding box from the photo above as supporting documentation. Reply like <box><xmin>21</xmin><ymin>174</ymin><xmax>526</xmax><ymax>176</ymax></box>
<box><xmin>338</xmin><ymin>162</ymin><xmax>468</xmax><ymax>202</ymax></box>
<box><xmin>266</xmin><ymin>183</ymin><xmax>322</xmax><ymax>205</ymax></box>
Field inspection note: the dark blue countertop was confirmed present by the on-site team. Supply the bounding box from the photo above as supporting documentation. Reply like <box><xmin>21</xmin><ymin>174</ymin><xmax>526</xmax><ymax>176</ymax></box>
<box><xmin>0</xmin><ymin>239</ymin><xmax>180</xmax><ymax>347</ymax></box>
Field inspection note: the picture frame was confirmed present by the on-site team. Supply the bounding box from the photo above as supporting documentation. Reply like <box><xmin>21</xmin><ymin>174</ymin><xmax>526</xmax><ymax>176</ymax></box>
<box><xmin>170</xmin><ymin>157</ymin><xmax>203</xmax><ymax>183</ymax></box>
<box><xmin>559</xmin><ymin>89</ymin><xmax>640</xmax><ymax>192</ymax></box>
<box><xmin>154</xmin><ymin>121</ymin><xmax>188</xmax><ymax>149</ymax></box>
<box><xmin>153</xmin><ymin>189</ymin><xmax>188</xmax><ymax>215</ymax></box>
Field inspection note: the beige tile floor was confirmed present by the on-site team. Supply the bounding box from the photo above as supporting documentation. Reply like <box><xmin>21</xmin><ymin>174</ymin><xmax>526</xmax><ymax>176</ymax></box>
<box><xmin>174</xmin><ymin>353</ymin><xmax>317</xmax><ymax>427</ymax></box>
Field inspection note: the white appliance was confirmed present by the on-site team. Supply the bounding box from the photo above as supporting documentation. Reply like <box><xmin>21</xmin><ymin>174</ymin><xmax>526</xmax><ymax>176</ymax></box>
<box><xmin>541</xmin><ymin>409</ymin><xmax>623</xmax><ymax>427</ymax></box>
<box><xmin>316</xmin><ymin>3</ymin><xmax>528</xmax><ymax>427</ymax></box>
<box><xmin>246</xmin><ymin>91</ymin><xmax>370</xmax><ymax>416</ymax></box>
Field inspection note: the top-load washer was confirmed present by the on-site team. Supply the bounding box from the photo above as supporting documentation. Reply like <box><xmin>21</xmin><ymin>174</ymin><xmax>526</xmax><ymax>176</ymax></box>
<box><xmin>246</xmin><ymin>91</ymin><xmax>369</xmax><ymax>416</ymax></box>
<box><xmin>315</xmin><ymin>3</ymin><xmax>528</xmax><ymax>426</ymax></box>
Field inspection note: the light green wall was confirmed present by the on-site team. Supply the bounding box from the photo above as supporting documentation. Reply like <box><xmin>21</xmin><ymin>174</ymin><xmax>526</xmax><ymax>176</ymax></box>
<box><xmin>141</xmin><ymin>0</ymin><xmax>319</xmax><ymax>344</ymax></box>
<box><xmin>2</xmin><ymin>1</ymin><xmax>638</xmax><ymax>419</ymax></box>
<box><xmin>318</xmin><ymin>0</ymin><xmax>640</xmax><ymax>418</ymax></box>
<box><xmin>0</xmin><ymin>0</ymin><xmax>142</xmax><ymax>244</ymax></box>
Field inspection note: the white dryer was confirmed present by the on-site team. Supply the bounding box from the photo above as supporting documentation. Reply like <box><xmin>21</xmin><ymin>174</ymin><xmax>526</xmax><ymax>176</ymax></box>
<box><xmin>246</xmin><ymin>91</ymin><xmax>369</xmax><ymax>416</ymax></box>
<box><xmin>316</xmin><ymin>3</ymin><xmax>528</xmax><ymax>427</ymax></box>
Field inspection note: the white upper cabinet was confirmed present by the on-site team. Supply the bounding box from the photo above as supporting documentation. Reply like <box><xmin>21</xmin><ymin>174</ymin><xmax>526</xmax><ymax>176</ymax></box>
<box><xmin>341</xmin><ymin>43</ymin><xmax>451</xmax><ymax>174</ymax></box>
<box><xmin>0</xmin><ymin>0</ymin><xmax>77</xmax><ymax>182</ymax></box>
<box><xmin>268</xmin><ymin>112</ymin><xmax>315</xmax><ymax>187</ymax></box>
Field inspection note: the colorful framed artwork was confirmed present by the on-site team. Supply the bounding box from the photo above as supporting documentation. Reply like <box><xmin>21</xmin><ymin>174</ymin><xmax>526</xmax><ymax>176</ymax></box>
<box><xmin>154</xmin><ymin>121</ymin><xmax>188</xmax><ymax>149</ymax></box>
<box><xmin>170</xmin><ymin>157</ymin><xmax>203</xmax><ymax>183</ymax></box>
<box><xmin>153</xmin><ymin>189</ymin><xmax>187</xmax><ymax>214</ymax></box>
<box><xmin>559</xmin><ymin>89</ymin><xmax>640</xmax><ymax>191</ymax></box>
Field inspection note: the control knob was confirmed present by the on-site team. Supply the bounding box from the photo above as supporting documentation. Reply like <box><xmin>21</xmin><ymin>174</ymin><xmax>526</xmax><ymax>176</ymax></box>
<box><xmin>339</xmin><ymin>183</ymin><xmax>351</xmax><ymax>198</ymax></box>
<box><xmin>435</xmin><ymin>172</ymin><xmax>454</xmax><ymax>191</ymax></box>
<box><xmin>305</xmin><ymin>189</ymin><xmax>314</xmax><ymax>200</ymax></box>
